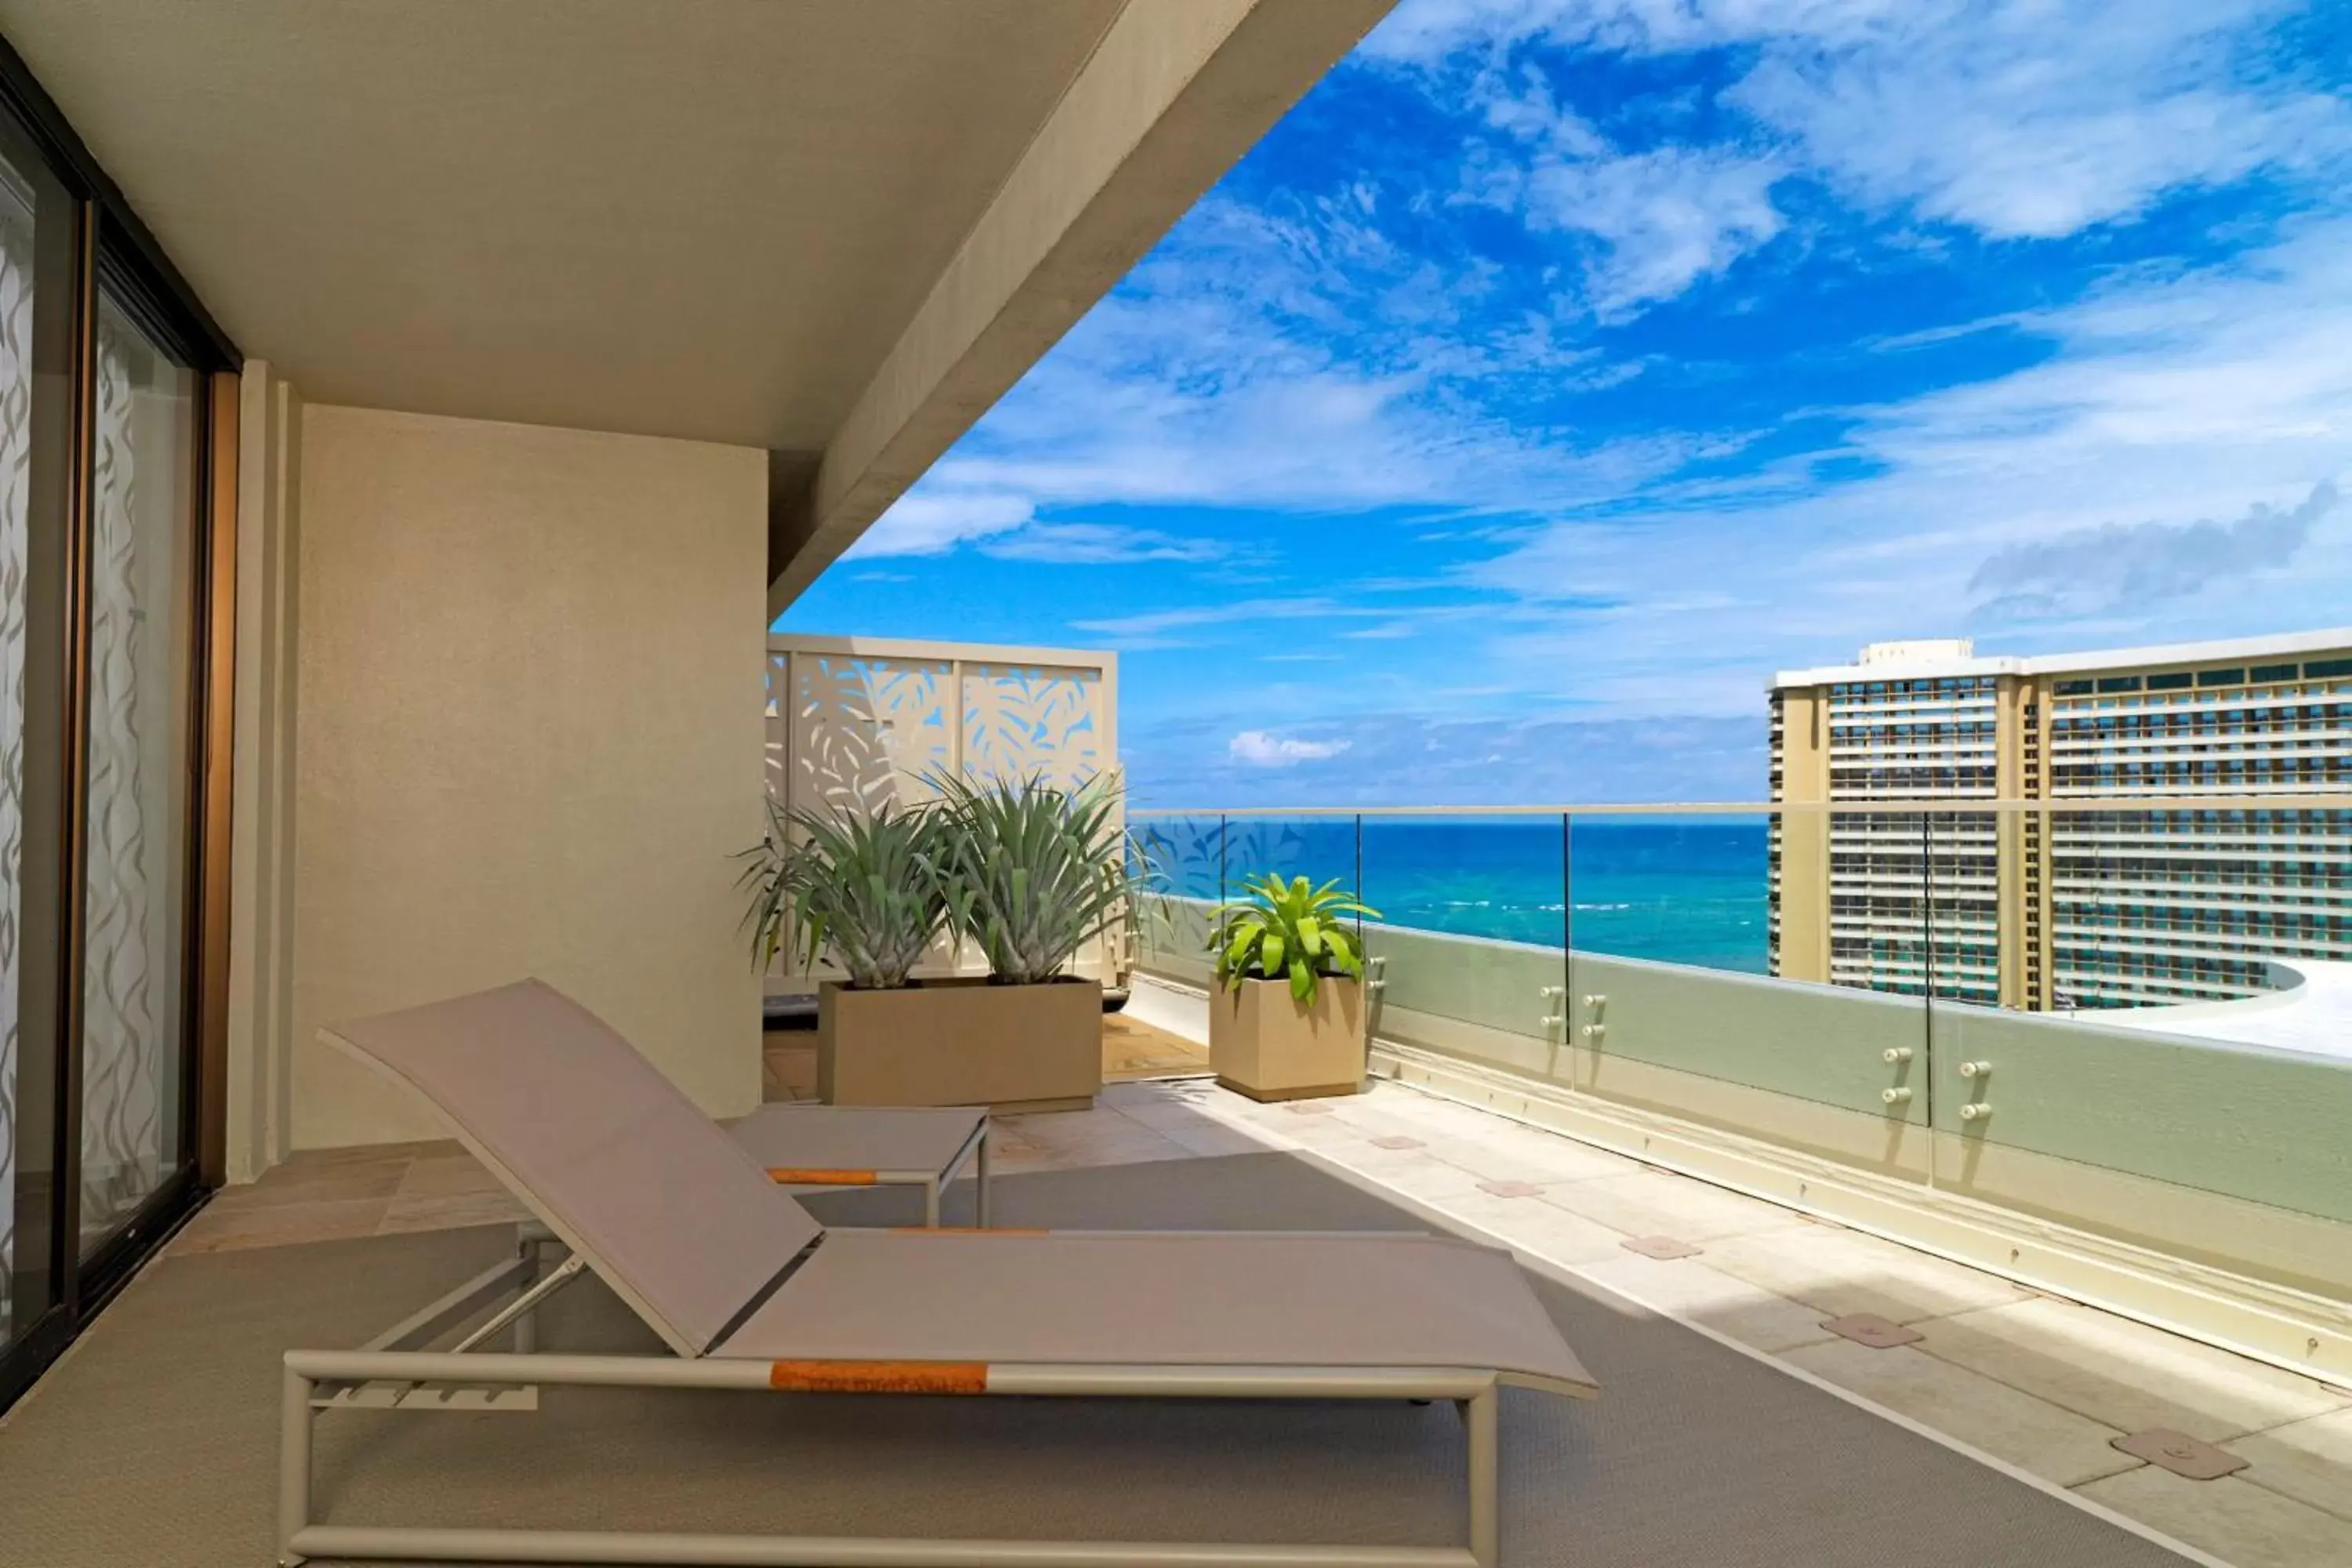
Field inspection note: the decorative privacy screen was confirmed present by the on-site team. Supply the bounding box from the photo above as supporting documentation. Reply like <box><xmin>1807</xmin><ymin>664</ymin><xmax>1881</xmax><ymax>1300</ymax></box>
<box><xmin>769</xmin><ymin>641</ymin><xmax>1112</xmax><ymax>819</ymax></box>
<box><xmin>763</xmin><ymin>637</ymin><xmax>1118</xmax><ymax>989</ymax></box>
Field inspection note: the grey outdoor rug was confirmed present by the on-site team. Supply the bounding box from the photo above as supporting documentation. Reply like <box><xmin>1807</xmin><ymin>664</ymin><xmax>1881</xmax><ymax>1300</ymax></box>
<box><xmin>0</xmin><ymin>1150</ymin><xmax>2188</xmax><ymax>1566</ymax></box>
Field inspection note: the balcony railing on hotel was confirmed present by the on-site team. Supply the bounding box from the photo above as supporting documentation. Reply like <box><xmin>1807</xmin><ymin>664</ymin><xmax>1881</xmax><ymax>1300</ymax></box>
<box><xmin>1130</xmin><ymin>799</ymin><xmax>2352</xmax><ymax>1378</ymax></box>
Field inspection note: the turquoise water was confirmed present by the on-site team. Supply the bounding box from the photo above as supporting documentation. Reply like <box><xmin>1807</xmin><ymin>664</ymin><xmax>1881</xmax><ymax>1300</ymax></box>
<box><xmin>1138</xmin><ymin>817</ymin><xmax>1770</xmax><ymax>975</ymax></box>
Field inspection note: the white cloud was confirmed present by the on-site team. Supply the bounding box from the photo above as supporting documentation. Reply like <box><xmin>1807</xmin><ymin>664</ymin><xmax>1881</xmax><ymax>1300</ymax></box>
<box><xmin>1462</xmin><ymin>213</ymin><xmax>2352</xmax><ymax>715</ymax></box>
<box><xmin>1074</xmin><ymin>595</ymin><xmax>1382</xmax><ymax>639</ymax></box>
<box><xmin>913</xmin><ymin>312</ymin><xmax>1687</xmax><ymax>531</ymax></box>
<box><xmin>1367</xmin><ymin>1</ymin><xmax>1971</xmax><ymax>68</ymax></box>
<box><xmin>1730</xmin><ymin>9</ymin><xmax>2347</xmax><ymax>239</ymax></box>
<box><xmin>1470</xmin><ymin>59</ymin><xmax>1607</xmax><ymax>153</ymax></box>
<box><xmin>1526</xmin><ymin>145</ymin><xmax>1784</xmax><ymax>318</ymax></box>
<box><xmin>1454</xmin><ymin>60</ymin><xmax>1787</xmax><ymax>318</ymax></box>
<box><xmin>1073</xmin><ymin>594</ymin><xmax>1519</xmax><ymax>652</ymax></box>
<box><xmin>842</xmin><ymin>0</ymin><xmax>2352</xmax><ymax>778</ymax></box>
<box><xmin>978</xmin><ymin>521</ymin><xmax>1229</xmax><ymax>564</ymax></box>
<box><xmin>851</xmin><ymin>492</ymin><xmax>1033</xmax><ymax>557</ymax></box>
<box><xmin>1371</xmin><ymin>0</ymin><xmax>2350</xmax><ymax>244</ymax></box>
<box><xmin>1229</xmin><ymin>731</ymin><xmax>1354</xmax><ymax>766</ymax></box>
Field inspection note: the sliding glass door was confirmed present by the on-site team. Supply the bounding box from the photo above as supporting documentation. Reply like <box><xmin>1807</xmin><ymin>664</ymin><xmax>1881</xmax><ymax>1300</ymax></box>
<box><xmin>0</xmin><ymin>109</ymin><xmax>74</xmax><ymax>1382</ymax></box>
<box><xmin>0</xmin><ymin>45</ymin><xmax>234</xmax><ymax>1410</ymax></box>
<box><xmin>74</xmin><ymin>282</ymin><xmax>198</xmax><ymax>1253</ymax></box>
<box><xmin>0</xmin><ymin>122</ymin><xmax>40</xmax><ymax>1357</ymax></box>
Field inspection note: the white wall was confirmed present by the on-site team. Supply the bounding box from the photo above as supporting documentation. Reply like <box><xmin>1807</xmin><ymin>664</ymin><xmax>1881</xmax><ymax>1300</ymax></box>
<box><xmin>224</xmin><ymin>363</ymin><xmax>302</xmax><ymax>1181</ymax></box>
<box><xmin>285</xmin><ymin>404</ymin><xmax>768</xmax><ymax>1150</ymax></box>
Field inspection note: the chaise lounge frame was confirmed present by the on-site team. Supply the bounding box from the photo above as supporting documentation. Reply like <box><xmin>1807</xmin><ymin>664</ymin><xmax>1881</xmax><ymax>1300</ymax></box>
<box><xmin>280</xmin><ymin>981</ymin><xmax>1595</xmax><ymax>1568</ymax></box>
<box><xmin>281</xmin><ymin>1287</ymin><xmax>1530</xmax><ymax>1567</ymax></box>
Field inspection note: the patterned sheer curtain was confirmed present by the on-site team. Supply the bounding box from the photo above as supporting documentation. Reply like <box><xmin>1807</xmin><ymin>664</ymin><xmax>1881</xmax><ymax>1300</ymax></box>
<box><xmin>0</xmin><ymin>170</ymin><xmax>29</xmax><ymax>1310</ymax></box>
<box><xmin>77</xmin><ymin>310</ymin><xmax>163</xmax><ymax>1238</ymax></box>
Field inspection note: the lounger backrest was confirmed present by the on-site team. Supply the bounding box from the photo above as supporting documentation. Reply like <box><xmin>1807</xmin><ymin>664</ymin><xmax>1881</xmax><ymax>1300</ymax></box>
<box><xmin>320</xmin><ymin>979</ymin><xmax>822</xmax><ymax>1356</ymax></box>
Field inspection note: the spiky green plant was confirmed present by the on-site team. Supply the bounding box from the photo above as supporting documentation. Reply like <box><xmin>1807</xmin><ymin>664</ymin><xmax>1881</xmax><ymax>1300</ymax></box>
<box><xmin>927</xmin><ymin>771</ymin><xmax>1135</xmax><ymax>985</ymax></box>
<box><xmin>735</xmin><ymin>797</ymin><xmax>953</xmax><ymax>989</ymax></box>
<box><xmin>1210</xmin><ymin>873</ymin><xmax>1377</xmax><ymax>1004</ymax></box>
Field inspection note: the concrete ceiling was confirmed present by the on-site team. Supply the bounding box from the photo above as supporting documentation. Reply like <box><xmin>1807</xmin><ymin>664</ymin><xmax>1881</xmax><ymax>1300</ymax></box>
<box><xmin>0</xmin><ymin>0</ymin><xmax>1125</xmax><ymax>449</ymax></box>
<box><xmin>0</xmin><ymin>0</ymin><xmax>1396</xmax><ymax>604</ymax></box>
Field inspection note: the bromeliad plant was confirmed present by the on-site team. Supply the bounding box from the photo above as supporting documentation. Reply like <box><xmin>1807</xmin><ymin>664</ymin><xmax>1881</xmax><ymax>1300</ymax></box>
<box><xmin>927</xmin><ymin>771</ymin><xmax>1137</xmax><ymax>985</ymax></box>
<box><xmin>1210</xmin><ymin>873</ymin><xmax>1377</xmax><ymax>1004</ymax></box>
<box><xmin>735</xmin><ymin>797</ymin><xmax>953</xmax><ymax>989</ymax></box>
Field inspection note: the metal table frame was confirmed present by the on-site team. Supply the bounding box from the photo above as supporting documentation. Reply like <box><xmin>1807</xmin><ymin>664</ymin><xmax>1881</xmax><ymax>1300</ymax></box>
<box><xmin>760</xmin><ymin>1114</ymin><xmax>991</xmax><ymax>1229</ymax></box>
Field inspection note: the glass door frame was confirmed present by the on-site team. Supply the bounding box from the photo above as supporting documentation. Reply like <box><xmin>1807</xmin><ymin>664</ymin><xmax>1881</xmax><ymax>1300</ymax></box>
<box><xmin>0</xmin><ymin>31</ymin><xmax>240</xmax><ymax>1413</ymax></box>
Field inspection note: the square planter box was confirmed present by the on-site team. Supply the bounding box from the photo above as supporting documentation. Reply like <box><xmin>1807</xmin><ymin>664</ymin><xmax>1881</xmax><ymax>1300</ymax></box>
<box><xmin>818</xmin><ymin>977</ymin><xmax>1102</xmax><ymax>1113</ymax></box>
<box><xmin>1210</xmin><ymin>976</ymin><xmax>1364</xmax><ymax>1102</ymax></box>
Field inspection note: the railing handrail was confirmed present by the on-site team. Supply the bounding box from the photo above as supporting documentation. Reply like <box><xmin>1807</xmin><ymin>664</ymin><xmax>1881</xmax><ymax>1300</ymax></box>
<box><xmin>1129</xmin><ymin>794</ymin><xmax>2352</xmax><ymax>818</ymax></box>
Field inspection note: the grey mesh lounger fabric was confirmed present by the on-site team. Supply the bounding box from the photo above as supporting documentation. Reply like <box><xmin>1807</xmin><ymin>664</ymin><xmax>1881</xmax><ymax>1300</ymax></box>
<box><xmin>727</xmin><ymin>1228</ymin><xmax>1588</xmax><ymax>1384</ymax></box>
<box><xmin>322</xmin><ymin>979</ymin><xmax>818</xmax><ymax>1352</ymax></box>
<box><xmin>285</xmin><ymin>979</ymin><xmax>1595</xmax><ymax>1566</ymax></box>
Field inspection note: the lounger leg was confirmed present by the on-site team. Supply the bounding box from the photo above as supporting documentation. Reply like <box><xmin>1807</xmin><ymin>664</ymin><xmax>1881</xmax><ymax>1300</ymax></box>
<box><xmin>977</xmin><ymin>1126</ymin><xmax>993</xmax><ymax>1229</ymax></box>
<box><xmin>924</xmin><ymin>1179</ymin><xmax>940</xmax><ymax>1230</ymax></box>
<box><xmin>512</xmin><ymin>1231</ymin><xmax>541</xmax><ymax>1352</ymax></box>
<box><xmin>279</xmin><ymin>1362</ymin><xmax>314</xmax><ymax>1566</ymax></box>
<box><xmin>1465</xmin><ymin>1382</ymin><xmax>1500</xmax><ymax>1568</ymax></box>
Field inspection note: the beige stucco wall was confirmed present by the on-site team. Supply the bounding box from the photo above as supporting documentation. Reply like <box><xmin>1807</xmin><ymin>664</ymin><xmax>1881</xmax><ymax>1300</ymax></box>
<box><xmin>289</xmin><ymin>405</ymin><xmax>768</xmax><ymax>1149</ymax></box>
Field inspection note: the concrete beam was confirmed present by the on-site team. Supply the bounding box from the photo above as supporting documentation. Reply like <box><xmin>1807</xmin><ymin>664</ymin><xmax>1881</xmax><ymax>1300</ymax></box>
<box><xmin>766</xmin><ymin>0</ymin><xmax>1393</xmax><ymax>615</ymax></box>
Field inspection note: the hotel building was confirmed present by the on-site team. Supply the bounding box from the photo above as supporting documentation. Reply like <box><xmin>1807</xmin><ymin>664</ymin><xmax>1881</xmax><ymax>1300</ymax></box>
<box><xmin>1769</xmin><ymin>630</ymin><xmax>2352</xmax><ymax>1010</ymax></box>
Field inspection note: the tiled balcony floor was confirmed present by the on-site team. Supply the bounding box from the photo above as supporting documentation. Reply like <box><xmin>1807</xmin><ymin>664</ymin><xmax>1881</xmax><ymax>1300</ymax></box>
<box><xmin>172</xmin><ymin>991</ymin><xmax>2352</xmax><ymax>1567</ymax></box>
<box><xmin>1190</xmin><ymin>1093</ymin><xmax>2352</xmax><ymax>1568</ymax></box>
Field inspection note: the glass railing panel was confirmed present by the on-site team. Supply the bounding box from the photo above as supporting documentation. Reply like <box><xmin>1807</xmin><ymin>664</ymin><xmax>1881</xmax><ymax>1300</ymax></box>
<box><xmin>1568</xmin><ymin>811</ymin><xmax>1771</xmax><ymax>973</ymax></box>
<box><xmin>1133</xmin><ymin>794</ymin><xmax>2352</xmax><ymax>1298</ymax></box>
<box><xmin>1931</xmin><ymin>804</ymin><xmax>2352</xmax><ymax>1284</ymax></box>
<box><xmin>1218</xmin><ymin>813</ymin><xmax>1360</xmax><ymax>908</ymax></box>
<box><xmin>1359</xmin><ymin>813</ymin><xmax>1566</xmax><ymax>947</ymax></box>
<box><xmin>1131</xmin><ymin>811</ymin><xmax>1225</xmax><ymax>902</ymax></box>
<box><xmin>1129</xmin><ymin>812</ymin><xmax>1225</xmax><ymax>988</ymax></box>
<box><xmin>1134</xmin><ymin>812</ymin><xmax>1364</xmax><ymax>993</ymax></box>
<box><xmin>1357</xmin><ymin>814</ymin><xmax>1568</xmax><ymax>1080</ymax></box>
<box><xmin>1564</xmin><ymin>810</ymin><xmax>1927</xmax><ymax>1127</ymax></box>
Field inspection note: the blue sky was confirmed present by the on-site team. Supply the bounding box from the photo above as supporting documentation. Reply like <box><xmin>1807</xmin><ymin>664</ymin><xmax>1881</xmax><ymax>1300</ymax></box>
<box><xmin>781</xmin><ymin>0</ymin><xmax>2352</xmax><ymax>807</ymax></box>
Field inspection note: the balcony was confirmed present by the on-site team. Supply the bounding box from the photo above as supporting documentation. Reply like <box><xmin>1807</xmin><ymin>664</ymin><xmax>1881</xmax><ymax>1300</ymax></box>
<box><xmin>0</xmin><ymin>803</ymin><xmax>2343</xmax><ymax>1565</ymax></box>
<box><xmin>1120</xmin><ymin>800</ymin><xmax>2352</xmax><ymax>1558</ymax></box>
<box><xmin>0</xmin><ymin>0</ymin><xmax>2336</xmax><ymax>1562</ymax></box>
<box><xmin>0</xmin><ymin>1007</ymin><xmax>2341</xmax><ymax>1565</ymax></box>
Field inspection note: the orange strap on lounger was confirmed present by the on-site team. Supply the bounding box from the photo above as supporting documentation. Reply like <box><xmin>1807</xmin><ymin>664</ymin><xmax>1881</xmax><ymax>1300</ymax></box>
<box><xmin>768</xmin><ymin>1359</ymin><xmax>988</xmax><ymax>1394</ymax></box>
<box><xmin>764</xmin><ymin>1167</ymin><xmax>877</xmax><ymax>1185</ymax></box>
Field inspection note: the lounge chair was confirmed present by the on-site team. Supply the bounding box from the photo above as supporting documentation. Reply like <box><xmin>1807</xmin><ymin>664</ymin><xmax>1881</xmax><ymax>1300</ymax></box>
<box><xmin>281</xmin><ymin>979</ymin><xmax>1596</xmax><ymax>1568</ymax></box>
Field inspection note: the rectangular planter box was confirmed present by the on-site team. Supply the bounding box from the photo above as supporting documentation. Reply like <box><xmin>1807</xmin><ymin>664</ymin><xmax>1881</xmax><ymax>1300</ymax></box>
<box><xmin>1210</xmin><ymin>976</ymin><xmax>1364</xmax><ymax>1102</ymax></box>
<box><xmin>818</xmin><ymin>977</ymin><xmax>1102</xmax><ymax>1113</ymax></box>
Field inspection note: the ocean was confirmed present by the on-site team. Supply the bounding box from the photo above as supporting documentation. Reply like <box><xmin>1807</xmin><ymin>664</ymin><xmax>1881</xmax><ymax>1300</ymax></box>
<box><xmin>1138</xmin><ymin>816</ymin><xmax>1771</xmax><ymax>975</ymax></box>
